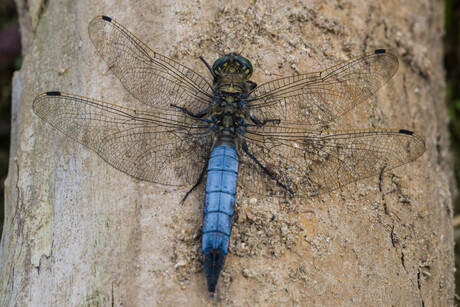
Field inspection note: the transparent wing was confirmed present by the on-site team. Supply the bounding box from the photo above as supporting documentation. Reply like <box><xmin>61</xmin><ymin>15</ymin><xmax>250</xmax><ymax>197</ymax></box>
<box><xmin>33</xmin><ymin>92</ymin><xmax>213</xmax><ymax>186</ymax></box>
<box><xmin>247</xmin><ymin>50</ymin><xmax>399</xmax><ymax>126</ymax></box>
<box><xmin>88</xmin><ymin>15</ymin><xmax>214</xmax><ymax>113</ymax></box>
<box><xmin>238</xmin><ymin>124</ymin><xmax>425</xmax><ymax>197</ymax></box>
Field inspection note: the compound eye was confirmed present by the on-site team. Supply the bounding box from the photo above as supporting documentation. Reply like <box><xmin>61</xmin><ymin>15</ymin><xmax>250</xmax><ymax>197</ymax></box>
<box><xmin>212</xmin><ymin>56</ymin><xmax>230</xmax><ymax>76</ymax></box>
<box><xmin>211</xmin><ymin>54</ymin><xmax>254</xmax><ymax>79</ymax></box>
<box><xmin>234</xmin><ymin>56</ymin><xmax>253</xmax><ymax>79</ymax></box>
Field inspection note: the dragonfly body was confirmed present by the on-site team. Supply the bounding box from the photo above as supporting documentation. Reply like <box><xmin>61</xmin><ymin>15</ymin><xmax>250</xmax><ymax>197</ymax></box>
<box><xmin>200</xmin><ymin>54</ymin><xmax>259</xmax><ymax>293</ymax></box>
<box><xmin>203</xmin><ymin>142</ymin><xmax>238</xmax><ymax>294</ymax></box>
<box><xmin>33</xmin><ymin>16</ymin><xmax>425</xmax><ymax>298</ymax></box>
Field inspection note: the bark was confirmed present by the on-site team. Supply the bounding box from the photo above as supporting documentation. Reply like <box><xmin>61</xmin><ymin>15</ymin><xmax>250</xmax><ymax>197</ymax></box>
<box><xmin>1</xmin><ymin>0</ymin><xmax>453</xmax><ymax>305</ymax></box>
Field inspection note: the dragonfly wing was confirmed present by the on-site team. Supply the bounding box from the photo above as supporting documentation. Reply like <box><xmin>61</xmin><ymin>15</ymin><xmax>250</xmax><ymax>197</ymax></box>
<box><xmin>33</xmin><ymin>92</ymin><xmax>213</xmax><ymax>186</ymax></box>
<box><xmin>88</xmin><ymin>16</ymin><xmax>214</xmax><ymax>113</ymax></box>
<box><xmin>238</xmin><ymin>124</ymin><xmax>425</xmax><ymax>197</ymax></box>
<box><xmin>247</xmin><ymin>50</ymin><xmax>399</xmax><ymax>126</ymax></box>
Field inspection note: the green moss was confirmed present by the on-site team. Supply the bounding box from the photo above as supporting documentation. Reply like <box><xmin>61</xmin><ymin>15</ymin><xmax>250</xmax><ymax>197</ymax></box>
<box><xmin>444</xmin><ymin>0</ymin><xmax>460</xmax><ymax>303</ymax></box>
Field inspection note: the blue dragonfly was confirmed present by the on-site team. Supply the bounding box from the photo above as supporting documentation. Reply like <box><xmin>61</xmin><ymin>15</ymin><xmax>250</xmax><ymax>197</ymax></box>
<box><xmin>33</xmin><ymin>16</ymin><xmax>425</xmax><ymax>298</ymax></box>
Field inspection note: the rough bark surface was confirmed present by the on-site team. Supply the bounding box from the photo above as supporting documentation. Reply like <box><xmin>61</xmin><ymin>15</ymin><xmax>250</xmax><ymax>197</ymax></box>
<box><xmin>1</xmin><ymin>0</ymin><xmax>453</xmax><ymax>305</ymax></box>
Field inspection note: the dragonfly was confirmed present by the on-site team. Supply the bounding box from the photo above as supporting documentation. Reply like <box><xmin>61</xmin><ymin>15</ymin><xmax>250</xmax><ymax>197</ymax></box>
<box><xmin>33</xmin><ymin>16</ymin><xmax>425</xmax><ymax>298</ymax></box>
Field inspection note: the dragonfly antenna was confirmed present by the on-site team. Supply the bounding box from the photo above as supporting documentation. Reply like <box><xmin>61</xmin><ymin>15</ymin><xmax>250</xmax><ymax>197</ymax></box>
<box><xmin>199</xmin><ymin>56</ymin><xmax>217</xmax><ymax>79</ymax></box>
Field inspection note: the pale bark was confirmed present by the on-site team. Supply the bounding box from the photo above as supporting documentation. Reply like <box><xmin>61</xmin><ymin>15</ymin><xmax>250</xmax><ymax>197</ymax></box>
<box><xmin>1</xmin><ymin>0</ymin><xmax>453</xmax><ymax>305</ymax></box>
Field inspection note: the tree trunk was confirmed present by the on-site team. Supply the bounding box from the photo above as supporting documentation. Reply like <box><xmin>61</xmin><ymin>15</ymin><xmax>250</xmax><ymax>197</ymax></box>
<box><xmin>1</xmin><ymin>0</ymin><xmax>453</xmax><ymax>305</ymax></box>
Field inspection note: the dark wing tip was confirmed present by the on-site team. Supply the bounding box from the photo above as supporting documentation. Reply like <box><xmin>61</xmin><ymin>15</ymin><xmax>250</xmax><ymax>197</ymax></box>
<box><xmin>45</xmin><ymin>91</ymin><xmax>61</xmax><ymax>96</ymax></box>
<box><xmin>101</xmin><ymin>16</ymin><xmax>112</xmax><ymax>22</ymax></box>
<box><xmin>398</xmin><ymin>129</ymin><xmax>414</xmax><ymax>135</ymax></box>
<box><xmin>374</xmin><ymin>49</ymin><xmax>386</xmax><ymax>54</ymax></box>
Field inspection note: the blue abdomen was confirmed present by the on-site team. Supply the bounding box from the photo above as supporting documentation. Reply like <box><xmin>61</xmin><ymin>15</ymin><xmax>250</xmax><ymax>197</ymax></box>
<box><xmin>202</xmin><ymin>142</ymin><xmax>238</xmax><ymax>294</ymax></box>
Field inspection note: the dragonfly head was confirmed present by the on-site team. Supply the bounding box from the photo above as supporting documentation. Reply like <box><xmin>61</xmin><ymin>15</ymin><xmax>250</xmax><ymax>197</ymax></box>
<box><xmin>212</xmin><ymin>53</ymin><xmax>253</xmax><ymax>80</ymax></box>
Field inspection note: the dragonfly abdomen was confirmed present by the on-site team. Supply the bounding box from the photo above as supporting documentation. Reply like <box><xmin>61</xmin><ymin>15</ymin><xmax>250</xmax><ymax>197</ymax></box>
<box><xmin>202</xmin><ymin>142</ymin><xmax>238</xmax><ymax>295</ymax></box>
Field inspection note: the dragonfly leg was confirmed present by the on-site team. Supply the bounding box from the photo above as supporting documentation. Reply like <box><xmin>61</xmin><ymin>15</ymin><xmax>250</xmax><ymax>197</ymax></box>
<box><xmin>242</xmin><ymin>141</ymin><xmax>294</xmax><ymax>195</ymax></box>
<box><xmin>170</xmin><ymin>104</ymin><xmax>210</xmax><ymax>118</ymax></box>
<box><xmin>180</xmin><ymin>158</ymin><xmax>209</xmax><ymax>205</ymax></box>
<box><xmin>199</xmin><ymin>56</ymin><xmax>217</xmax><ymax>81</ymax></box>
<box><xmin>244</xmin><ymin>109</ymin><xmax>280</xmax><ymax>126</ymax></box>
<box><xmin>244</xmin><ymin>118</ymin><xmax>281</xmax><ymax>128</ymax></box>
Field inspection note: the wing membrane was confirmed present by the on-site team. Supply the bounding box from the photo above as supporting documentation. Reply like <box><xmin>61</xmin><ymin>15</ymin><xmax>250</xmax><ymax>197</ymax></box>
<box><xmin>88</xmin><ymin>15</ymin><xmax>214</xmax><ymax>113</ymax></box>
<box><xmin>33</xmin><ymin>92</ymin><xmax>212</xmax><ymax>186</ymax></box>
<box><xmin>238</xmin><ymin>124</ymin><xmax>425</xmax><ymax>197</ymax></box>
<box><xmin>247</xmin><ymin>50</ymin><xmax>399</xmax><ymax>126</ymax></box>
